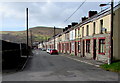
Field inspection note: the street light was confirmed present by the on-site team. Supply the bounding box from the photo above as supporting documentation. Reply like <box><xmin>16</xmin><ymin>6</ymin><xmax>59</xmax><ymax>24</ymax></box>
<box><xmin>100</xmin><ymin>0</ymin><xmax>114</xmax><ymax>65</ymax></box>
<box><xmin>99</xmin><ymin>4</ymin><xmax>110</xmax><ymax>7</ymax></box>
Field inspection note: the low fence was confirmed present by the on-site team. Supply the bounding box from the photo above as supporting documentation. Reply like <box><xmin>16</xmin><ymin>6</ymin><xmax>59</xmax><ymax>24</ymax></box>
<box><xmin>1</xmin><ymin>40</ymin><xmax>31</xmax><ymax>68</ymax></box>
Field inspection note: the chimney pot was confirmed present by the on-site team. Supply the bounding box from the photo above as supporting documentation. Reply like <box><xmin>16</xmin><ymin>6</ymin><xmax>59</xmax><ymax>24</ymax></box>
<box><xmin>71</xmin><ymin>22</ymin><xmax>78</xmax><ymax>27</ymax></box>
<box><xmin>68</xmin><ymin>25</ymin><xmax>71</xmax><ymax>28</ymax></box>
<box><xmin>81</xmin><ymin>17</ymin><xmax>88</xmax><ymax>22</ymax></box>
<box><xmin>89</xmin><ymin>11</ymin><xmax>97</xmax><ymax>17</ymax></box>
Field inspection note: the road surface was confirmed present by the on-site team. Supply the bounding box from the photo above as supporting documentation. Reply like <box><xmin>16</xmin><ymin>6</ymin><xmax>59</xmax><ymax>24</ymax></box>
<box><xmin>2</xmin><ymin>50</ymin><xmax>118</xmax><ymax>81</ymax></box>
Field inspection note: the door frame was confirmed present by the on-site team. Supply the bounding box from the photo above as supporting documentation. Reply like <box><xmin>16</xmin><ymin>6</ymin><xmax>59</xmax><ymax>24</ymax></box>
<box><xmin>93</xmin><ymin>39</ymin><xmax>96</xmax><ymax>60</ymax></box>
<box><xmin>82</xmin><ymin>40</ymin><xmax>85</xmax><ymax>57</ymax></box>
<box><xmin>75</xmin><ymin>41</ymin><xmax>77</xmax><ymax>56</ymax></box>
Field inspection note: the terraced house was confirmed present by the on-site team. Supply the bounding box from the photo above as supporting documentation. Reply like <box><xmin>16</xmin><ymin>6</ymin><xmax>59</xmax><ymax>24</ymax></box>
<box><xmin>41</xmin><ymin>3</ymin><xmax>120</xmax><ymax>63</ymax></box>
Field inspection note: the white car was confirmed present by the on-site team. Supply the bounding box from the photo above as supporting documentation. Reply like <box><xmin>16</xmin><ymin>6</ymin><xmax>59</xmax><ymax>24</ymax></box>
<box><xmin>46</xmin><ymin>48</ymin><xmax>51</xmax><ymax>53</ymax></box>
<box><xmin>41</xmin><ymin>48</ymin><xmax>46</xmax><ymax>51</ymax></box>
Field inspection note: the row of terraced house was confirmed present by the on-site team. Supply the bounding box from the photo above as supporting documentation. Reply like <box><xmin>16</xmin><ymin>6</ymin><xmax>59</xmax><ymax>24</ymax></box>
<box><xmin>39</xmin><ymin>3</ymin><xmax>120</xmax><ymax>63</ymax></box>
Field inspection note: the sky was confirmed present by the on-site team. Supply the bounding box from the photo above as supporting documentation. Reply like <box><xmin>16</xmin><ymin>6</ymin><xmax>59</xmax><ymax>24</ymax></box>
<box><xmin>0</xmin><ymin>0</ymin><xmax>119</xmax><ymax>31</ymax></box>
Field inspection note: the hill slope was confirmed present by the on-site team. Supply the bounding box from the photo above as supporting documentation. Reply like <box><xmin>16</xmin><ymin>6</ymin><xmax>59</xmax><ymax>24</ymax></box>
<box><xmin>0</xmin><ymin>26</ymin><xmax>63</xmax><ymax>43</ymax></box>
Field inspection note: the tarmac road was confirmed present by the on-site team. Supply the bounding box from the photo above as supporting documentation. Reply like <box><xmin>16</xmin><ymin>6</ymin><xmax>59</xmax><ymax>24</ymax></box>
<box><xmin>2</xmin><ymin>49</ymin><xmax>119</xmax><ymax>81</ymax></box>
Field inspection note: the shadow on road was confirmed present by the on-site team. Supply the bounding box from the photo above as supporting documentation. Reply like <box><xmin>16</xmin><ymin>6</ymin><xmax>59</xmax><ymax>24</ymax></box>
<box><xmin>2</xmin><ymin>57</ymin><xmax>27</xmax><ymax>74</ymax></box>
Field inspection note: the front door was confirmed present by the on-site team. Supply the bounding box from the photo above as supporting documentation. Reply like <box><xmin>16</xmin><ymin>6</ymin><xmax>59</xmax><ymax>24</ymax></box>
<box><xmin>75</xmin><ymin>42</ymin><xmax>77</xmax><ymax>56</ymax></box>
<box><xmin>82</xmin><ymin>40</ymin><xmax>85</xmax><ymax>57</ymax></box>
<box><xmin>70</xmin><ymin>42</ymin><xmax>71</xmax><ymax>53</ymax></box>
<box><xmin>93</xmin><ymin>39</ymin><xmax>96</xmax><ymax>60</ymax></box>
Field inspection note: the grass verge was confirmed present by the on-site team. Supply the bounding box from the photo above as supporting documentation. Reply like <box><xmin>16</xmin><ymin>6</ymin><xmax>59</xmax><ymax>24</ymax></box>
<box><xmin>70</xmin><ymin>54</ymin><xmax>74</xmax><ymax>56</ymax></box>
<box><xmin>100</xmin><ymin>61</ymin><xmax>120</xmax><ymax>73</ymax></box>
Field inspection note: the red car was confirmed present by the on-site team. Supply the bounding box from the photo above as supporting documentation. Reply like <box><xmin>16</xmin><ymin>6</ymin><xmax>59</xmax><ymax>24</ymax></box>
<box><xmin>50</xmin><ymin>49</ymin><xmax>58</xmax><ymax>55</ymax></box>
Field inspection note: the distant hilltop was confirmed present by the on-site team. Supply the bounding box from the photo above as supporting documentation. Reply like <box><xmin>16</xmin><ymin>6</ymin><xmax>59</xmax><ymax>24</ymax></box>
<box><xmin>0</xmin><ymin>26</ymin><xmax>63</xmax><ymax>43</ymax></box>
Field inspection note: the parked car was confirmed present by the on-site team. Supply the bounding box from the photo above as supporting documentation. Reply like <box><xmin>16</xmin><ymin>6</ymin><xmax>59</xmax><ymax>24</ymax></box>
<box><xmin>50</xmin><ymin>49</ymin><xmax>58</xmax><ymax>55</ymax></box>
<box><xmin>41</xmin><ymin>48</ymin><xmax>46</xmax><ymax>51</ymax></box>
<box><xmin>46</xmin><ymin>48</ymin><xmax>51</xmax><ymax>53</ymax></box>
<box><xmin>38</xmin><ymin>48</ymin><xmax>42</xmax><ymax>50</ymax></box>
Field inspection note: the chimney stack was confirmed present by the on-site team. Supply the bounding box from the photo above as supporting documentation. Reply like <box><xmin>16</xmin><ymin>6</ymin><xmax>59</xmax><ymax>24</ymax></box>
<box><xmin>65</xmin><ymin>27</ymin><xmax>68</xmax><ymax>30</ymax></box>
<box><xmin>81</xmin><ymin>17</ymin><xmax>88</xmax><ymax>22</ymax></box>
<box><xmin>63</xmin><ymin>28</ymin><xmax>65</xmax><ymax>32</ymax></box>
<box><xmin>68</xmin><ymin>25</ymin><xmax>71</xmax><ymax>29</ymax></box>
<box><xmin>89</xmin><ymin>11</ymin><xmax>97</xmax><ymax>17</ymax></box>
<box><xmin>71</xmin><ymin>22</ymin><xmax>78</xmax><ymax>27</ymax></box>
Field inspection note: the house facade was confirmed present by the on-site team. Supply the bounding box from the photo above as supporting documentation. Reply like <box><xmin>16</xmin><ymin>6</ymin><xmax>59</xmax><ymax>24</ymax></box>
<box><xmin>113</xmin><ymin>4</ymin><xmax>120</xmax><ymax>60</ymax></box>
<box><xmin>43</xmin><ymin>3</ymin><xmax>120</xmax><ymax>63</ymax></box>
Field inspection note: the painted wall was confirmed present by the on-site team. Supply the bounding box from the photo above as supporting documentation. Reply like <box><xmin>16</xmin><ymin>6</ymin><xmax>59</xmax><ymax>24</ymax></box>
<box><xmin>98</xmin><ymin>14</ymin><xmax>111</xmax><ymax>33</ymax></box>
<box><xmin>70</xmin><ymin>30</ymin><xmax>75</xmax><ymax>40</ymax></box>
<box><xmin>113</xmin><ymin>6</ymin><xmax>120</xmax><ymax>60</ymax></box>
<box><xmin>76</xmin><ymin>27</ymin><xmax>81</xmax><ymax>39</ymax></box>
<box><xmin>61</xmin><ymin>34</ymin><xmax>65</xmax><ymax>42</ymax></box>
<box><xmin>45</xmin><ymin>4</ymin><xmax>120</xmax><ymax>63</ymax></box>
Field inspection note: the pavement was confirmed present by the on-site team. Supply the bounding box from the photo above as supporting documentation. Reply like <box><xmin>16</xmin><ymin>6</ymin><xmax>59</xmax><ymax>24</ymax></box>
<box><xmin>60</xmin><ymin>53</ymin><xmax>105</xmax><ymax>68</ymax></box>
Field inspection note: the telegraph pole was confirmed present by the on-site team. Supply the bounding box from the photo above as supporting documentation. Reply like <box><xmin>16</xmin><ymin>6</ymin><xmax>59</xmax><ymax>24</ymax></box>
<box><xmin>110</xmin><ymin>0</ymin><xmax>114</xmax><ymax>64</ymax></box>
<box><xmin>26</xmin><ymin>8</ymin><xmax>29</xmax><ymax>58</ymax></box>
<box><xmin>30</xmin><ymin>30</ymin><xmax>33</xmax><ymax>49</ymax></box>
<box><xmin>54</xmin><ymin>26</ymin><xmax>55</xmax><ymax>49</ymax></box>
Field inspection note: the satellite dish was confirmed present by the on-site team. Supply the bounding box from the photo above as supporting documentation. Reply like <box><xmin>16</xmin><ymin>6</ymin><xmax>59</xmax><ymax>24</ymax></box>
<box><xmin>102</xmin><ymin>28</ymin><xmax>107</xmax><ymax>31</ymax></box>
<box><xmin>102</xmin><ymin>27</ymin><xmax>107</xmax><ymax>33</ymax></box>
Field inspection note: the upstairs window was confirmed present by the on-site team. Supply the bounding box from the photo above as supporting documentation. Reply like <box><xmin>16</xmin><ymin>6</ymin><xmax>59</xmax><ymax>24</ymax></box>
<box><xmin>82</xmin><ymin>27</ymin><xmax>84</xmax><ymax>37</ymax></box>
<box><xmin>93</xmin><ymin>22</ymin><xmax>96</xmax><ymax>34</ymax></box>
<box><xmin>100</xmin><ymin>19</ymin><xmax>103</xmax><ymax>34</ymax></box>
<box><xmin>78</xmin><ymin>28</ymin><xmax>80</xmax><ymax>37</ymax></box>
<box><xmin>86</xmin><ymin>25</ymin><xmax>89</xmax><ymax>36</ymax></box>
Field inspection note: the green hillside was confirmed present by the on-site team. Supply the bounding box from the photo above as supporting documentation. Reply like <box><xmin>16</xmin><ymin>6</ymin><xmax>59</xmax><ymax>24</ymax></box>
<box><xmin>0</xmin><ymin>26</ymin><xmax>63</xmax><ymax>43</ymax></box>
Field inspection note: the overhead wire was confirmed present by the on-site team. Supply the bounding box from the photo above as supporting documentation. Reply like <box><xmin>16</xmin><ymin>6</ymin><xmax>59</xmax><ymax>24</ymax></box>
<box><xmin>64</xmin><ymin>0</ymin><xmax>87</xmax><ymax>22</ymax></box>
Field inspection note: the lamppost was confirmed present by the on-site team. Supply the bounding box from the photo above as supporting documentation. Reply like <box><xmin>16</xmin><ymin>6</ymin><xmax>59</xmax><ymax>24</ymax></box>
<box><xmin>100</xmin><ymin>0</ymin><xmax>114</xmax><ymax>64</ymax></box>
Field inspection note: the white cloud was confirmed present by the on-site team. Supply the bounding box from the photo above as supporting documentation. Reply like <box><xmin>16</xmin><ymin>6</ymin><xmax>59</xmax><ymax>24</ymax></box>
<box><xmin>0</xmin><ymin>0</ymin><xmax>120</xmax><ymax>2</ymax></box>
<box><xmin>2</xmin><ymin>1</ymin><xmax>118</xmax><ymax>31</ymax></box>
<box><xmin>0</xmin><ymin>3</ymin><xmax>22</xmax><ymax>19</ymax></box>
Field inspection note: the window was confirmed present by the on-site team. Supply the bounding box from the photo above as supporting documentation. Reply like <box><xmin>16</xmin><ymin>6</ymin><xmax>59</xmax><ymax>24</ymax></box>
<box><xmin>67</xmin><ymin>43</ymin><xmax>69</xmax><ymax>51</ymax></box>
<box><xmin>71</xmin><ymin>42</ymin><xmax>75</xmax><ymax>52</ymax></box>
<box><xmin>78</xmin><ymin>42</ymin><xmax>81</xmax><ymax>52</ymax></box>
<box><xmin>86</xmin><ymin>40</ymin><xmax>90</xmax><ymax>53</ymax></box>
<box><xmin>99</xmin><ymin>39</ymin><xmax>105</xmax><ymax>54</ymax></box>
<box><xmin>75</xmin><ymin>29</ymin><xmax>77</xmax><ymax>38</ymax></box>
<box><xmin>62</xmin><ymin>43</ymin><xmax>64</xmax><ymax>50</ymax></box>
<box><xmin>86</xmin><ymin>25</ymin><xmax>89</xmax><ymax>36</ymax></box>
<box><xmin>78</xmin><ymin>28</ymin><xmax>80</xmax><ymax>37</ymax></box>
<box><xmin>100</xmin><ymin>19</ymin><xmax>103</xmax><ymax>33</ymax></box>
<box><xmin>82</xmin><ymin>27</ymin><xmax>84</xmax><ymax>37</ymax></box>
<box><xmin>93</xmin><ymin>22</ymin><xmax>96</xmax><ymax>34</ymax></box>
